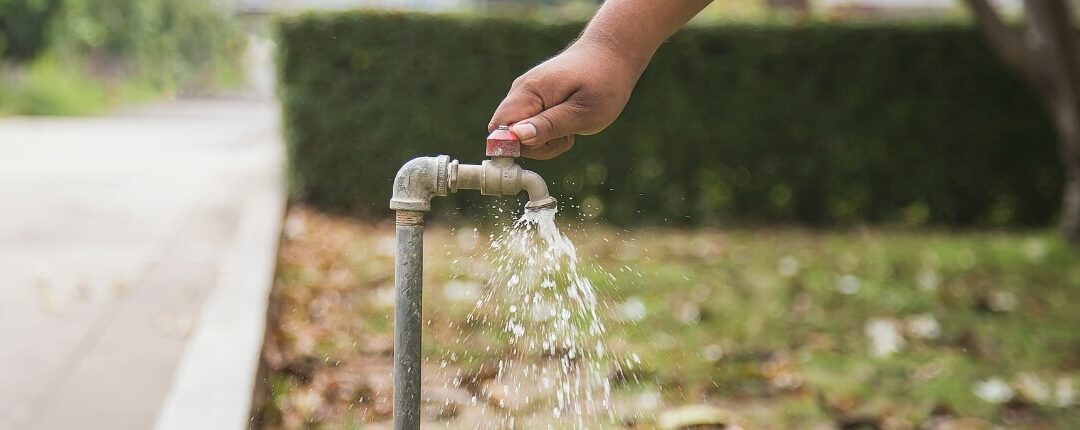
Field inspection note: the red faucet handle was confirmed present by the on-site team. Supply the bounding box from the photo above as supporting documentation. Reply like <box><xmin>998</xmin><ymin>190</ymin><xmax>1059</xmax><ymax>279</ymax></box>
<box><xmin>486</xmin><ymin>125</ymin><xmax>521</xmax><ymax>157</ymax></box>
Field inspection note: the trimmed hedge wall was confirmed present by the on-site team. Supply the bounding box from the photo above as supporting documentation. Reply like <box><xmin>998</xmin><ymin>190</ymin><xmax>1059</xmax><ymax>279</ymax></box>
<box><xmin>277</xmin><ymin>12</ymin><xmax>1062</xmax><ymax>226</ymax></box>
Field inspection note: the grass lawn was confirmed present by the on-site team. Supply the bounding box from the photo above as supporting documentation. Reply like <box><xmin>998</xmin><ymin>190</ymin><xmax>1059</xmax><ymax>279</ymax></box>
<box><xmin>254</xmin><ymin>206</ymin><xmax>1080</xmax><ymax>429</ymax></box>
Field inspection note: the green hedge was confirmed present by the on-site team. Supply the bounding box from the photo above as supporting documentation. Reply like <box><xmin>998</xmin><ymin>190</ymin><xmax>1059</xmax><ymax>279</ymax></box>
<box><xmin>47</xmin><ymin>0</ymin><xmax>246</xmax><ymax>87</ymax></box>
<box><xmin>1</xmin><ymin>0</ymin><xmax>245</xmax><ymax>115</ymax></box>
<box><xmin>0</xmin><ymin>0</ymin><xmax>61</xmax><ymax>61</ymax></box>
<box><xmin>277</xmin><ymin>12</ymin><xmax>1062</xmax><ymax>226</ymax></box>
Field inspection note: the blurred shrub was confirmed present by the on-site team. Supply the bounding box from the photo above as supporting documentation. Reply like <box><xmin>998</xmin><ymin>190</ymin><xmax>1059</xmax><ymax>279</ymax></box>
<box><xmin>49</xmin><ymin>0</ymin><xmax>246</xmax><ymax>88</ymax></box>
<box><xmin>0</xmin><ymin>0</ymin><xmax>62</xmax><ymax>61</ymax></box>
<box><xmin>277</xmin><ymin>12</ymin><xmax>1061</xmax><ymax>227</ymax></box>
<box><xmin>0</xmin><ymin>55</ymin><xmax>106</xmax><ymax>115</ymax></box>
<box><xmin>0</xmin><ymin>0</ymin><xmax>245</xmax><ymax>115</ymax></box>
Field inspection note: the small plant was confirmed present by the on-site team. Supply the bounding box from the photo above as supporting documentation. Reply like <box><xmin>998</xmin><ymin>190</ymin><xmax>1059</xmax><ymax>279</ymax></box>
<box><xmin>0</xmin><ymin>0</ymin><xmax>246</xmax><ymax>115</ymax></box>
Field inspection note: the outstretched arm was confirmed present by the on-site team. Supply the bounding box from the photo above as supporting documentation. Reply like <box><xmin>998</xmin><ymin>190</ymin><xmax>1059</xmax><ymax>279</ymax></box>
<box><xmin>489</xmin><ymin>0</ymin><xmax>712</xmax><ymax>159</ymax></box>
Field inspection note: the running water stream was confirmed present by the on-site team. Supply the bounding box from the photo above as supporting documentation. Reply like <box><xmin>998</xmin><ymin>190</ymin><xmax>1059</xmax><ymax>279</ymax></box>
<box><xmin>441</xmin><ymin>207</ymin><xmax>641</xmax><ymax>428</ymax></box>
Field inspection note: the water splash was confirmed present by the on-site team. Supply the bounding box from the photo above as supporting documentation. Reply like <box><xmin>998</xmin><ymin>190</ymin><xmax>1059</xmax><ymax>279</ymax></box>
<box><xmin>442</xmin><ymin>206</ymin><xmax>638</xmax><ymax>428</ymax></box>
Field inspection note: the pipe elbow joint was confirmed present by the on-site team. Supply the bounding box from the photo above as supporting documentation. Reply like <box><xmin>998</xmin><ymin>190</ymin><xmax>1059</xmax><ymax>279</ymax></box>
<box><xmin>390</xmin><ymin>155</ymin><xmax>450</xmax><ymax>212</ymax></box>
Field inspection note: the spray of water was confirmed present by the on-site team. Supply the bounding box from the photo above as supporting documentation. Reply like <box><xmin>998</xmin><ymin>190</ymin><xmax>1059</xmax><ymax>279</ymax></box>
<box><xmin>440</xmin><ymin>206</ymin><xmax>640</xmax><ymax>428</ymax></box>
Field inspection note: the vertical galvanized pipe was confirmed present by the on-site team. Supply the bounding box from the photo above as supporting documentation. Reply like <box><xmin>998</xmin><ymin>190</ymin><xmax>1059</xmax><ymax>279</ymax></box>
<box><xmin>394</xmin><ymin>210</ymin><xmax>424</xmax><ymax>430</ymax></box>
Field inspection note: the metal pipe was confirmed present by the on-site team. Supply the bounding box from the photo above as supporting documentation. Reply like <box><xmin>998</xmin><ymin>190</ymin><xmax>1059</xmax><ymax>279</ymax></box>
<box><xmin>393</xmin><ymin>210</ymin><xmax>424</xmax><ymax>430</ymax></box>
<box><xmin>388</xmin><ymin>139</ymin><xmax>556</xmax><ymax>428</ymax></box>
<box><xmin>453</xmin><ymin>162</ymin><xmax>483</xmax><ymax>192</ymax></box>
<box><xmin>390</xmin><ymin>156</ymin><xmax>449</xmax><ymax>212</ymax></box>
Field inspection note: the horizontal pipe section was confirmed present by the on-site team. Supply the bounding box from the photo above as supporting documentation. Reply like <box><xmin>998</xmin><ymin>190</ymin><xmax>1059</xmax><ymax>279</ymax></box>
<box><xmin>456</xmin><ymin>164</ymin><xmax>483</xmax><ymax>192</ymax></box>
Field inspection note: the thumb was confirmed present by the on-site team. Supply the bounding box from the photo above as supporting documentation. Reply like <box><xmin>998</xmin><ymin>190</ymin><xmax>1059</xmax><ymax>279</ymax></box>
<box><xmin>510</xmin><ymin>103</ymin><xmax>589</xmax><ymax>146</ymax></box>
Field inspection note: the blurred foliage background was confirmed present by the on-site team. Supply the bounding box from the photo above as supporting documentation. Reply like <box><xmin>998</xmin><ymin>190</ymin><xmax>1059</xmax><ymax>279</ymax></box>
<box><xmin>258</xmin><ymin>3</ymin><xmax>1080</xmax><ymax>429</ymax></box>
<box><xmin>474</xmin><ymin>0</ymin><xmax>970</xmax><ymax>23</ymax></box>
<box><xmin>0</xmin><ymin>0</ymin><xmax>246</xmax><ymax>115</ymax></box>
<box><xmin>276</xmin><ymin>12</ymin><xmax>1059</xmax><ymax>229</ymax></box>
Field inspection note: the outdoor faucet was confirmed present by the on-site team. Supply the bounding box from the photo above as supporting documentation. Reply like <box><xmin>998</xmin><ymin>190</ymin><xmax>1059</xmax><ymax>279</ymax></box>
<box><xmin>387</xmin><ymin>126</ymin><xmax>555</xmax><ymax>429</ymax></box>
<box><xmin>389</xmin><ymin>126</ymin><xmax>558</xmax><ymax>213</ymax></box>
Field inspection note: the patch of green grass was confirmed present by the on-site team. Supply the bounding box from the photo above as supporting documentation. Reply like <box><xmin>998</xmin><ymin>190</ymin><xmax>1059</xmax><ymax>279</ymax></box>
<box><xmin>0</xmin><ymin>56</ymin><xmax>110</xmax><ymax>115</ymax></box>
<box><xmin>260</xmin><ymin>207</ymin><xmax>1080</xmax><ymax>429</ymax></box>
<box><xmin>0</xmin><ymin>54</ymin><xmax>174</xmax><ymax>115</ymax></box>
<box><xmin>542</xmin><ymin>228</ymin><xmax>1080</xmax><ymax>427</ymax></box>
<box><xmin>428</xmin><ymin>226</ymin><xmax>1080</xmax><ymax>427</ymax></box>
<box><xmin>0</xmin><ymin>50</ymin><xmax>236</xmax><ymax>116</ymax></box>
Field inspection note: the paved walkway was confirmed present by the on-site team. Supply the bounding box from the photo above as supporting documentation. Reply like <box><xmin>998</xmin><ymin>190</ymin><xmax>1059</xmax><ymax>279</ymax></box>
<box><xmin>0</xmin><ymin>97</ymin><xmax>283</xmax><ymax>429</ymax></box>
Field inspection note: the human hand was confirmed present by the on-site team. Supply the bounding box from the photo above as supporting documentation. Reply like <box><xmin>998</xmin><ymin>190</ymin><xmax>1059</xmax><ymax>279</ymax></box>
<box><xmin>488</xmin><ymin>40</ymin><xmax>642</xmax><ymax>159</ymax></box>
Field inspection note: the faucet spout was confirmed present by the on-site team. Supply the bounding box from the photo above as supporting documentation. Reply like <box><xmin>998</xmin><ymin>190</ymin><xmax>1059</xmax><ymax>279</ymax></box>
<box><xmin>520</xmin><ymin>169</ymin><xmax>556</xmax><ymax>210</ymax></box>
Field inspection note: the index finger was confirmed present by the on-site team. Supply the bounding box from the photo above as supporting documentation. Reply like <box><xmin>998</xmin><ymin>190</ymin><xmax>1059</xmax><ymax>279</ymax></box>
<box><xmin>488</xmin><ymin>88</ymin><xmax>544</xmax><ymax>132</ymax></box>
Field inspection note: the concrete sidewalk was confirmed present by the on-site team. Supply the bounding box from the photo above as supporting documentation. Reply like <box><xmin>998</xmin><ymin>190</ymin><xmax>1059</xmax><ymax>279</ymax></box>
<box><xmin>0</xmin><ymin>98</ymin><xmax>284</xmax><ymax>429</ymax></box>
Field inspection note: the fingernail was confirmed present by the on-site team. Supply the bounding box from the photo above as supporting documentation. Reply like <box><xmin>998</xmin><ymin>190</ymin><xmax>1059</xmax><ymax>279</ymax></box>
<box><xmin>511</xmin><ymin>122</ymin><xmax>537</xmax><ymax>141</ymax></box>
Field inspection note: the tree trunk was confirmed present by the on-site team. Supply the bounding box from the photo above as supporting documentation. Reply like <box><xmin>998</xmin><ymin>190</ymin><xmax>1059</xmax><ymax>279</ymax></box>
<box><xmin>1056</xmin><ymin>102</ymin><xmax>1080</xmax><ymax>242</ymax></box>
<box><xmin>1048</xmin><ymin>94</ymin><xmax>1080</xmax><ymax>243</ymax></box>
<box><xmin>1026</xmin><ymin>0</ymin><xmax>1080</xmax><ymax>244</ymax></box>
<box><xmin>1063</xmin><ymin>166</ymin><xmax>1080</xmax><ymax>242</ymax></box>
<box><xmin>966</xmin><ymin>0</ymin><xmax>1080</xmax><ymax>243</ymax></box>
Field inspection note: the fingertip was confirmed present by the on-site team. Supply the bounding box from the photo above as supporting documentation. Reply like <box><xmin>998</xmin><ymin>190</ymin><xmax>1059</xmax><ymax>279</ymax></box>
<box><xmin>490</xmin><ymin>90</ymin><xmax>543</xmax><ymax>135</ymax></box>
<box><xmin>510</xmin><ymin>122</ymin><xmax>537</xmax><ymax>142</ymax></box>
